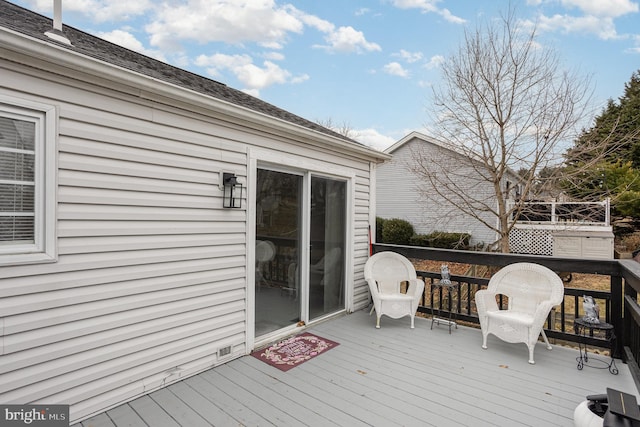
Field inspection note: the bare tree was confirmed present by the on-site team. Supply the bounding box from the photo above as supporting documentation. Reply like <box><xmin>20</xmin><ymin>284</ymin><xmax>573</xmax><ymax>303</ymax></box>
<box><xmin>411</xmin><ymin>7</ymin><xmax>593</xmax><ymax>252</ymax></box>
<box><xmin>316</xmin><ymin>117</ymin><xmax>359</xmax><ymax>140</ymax></box>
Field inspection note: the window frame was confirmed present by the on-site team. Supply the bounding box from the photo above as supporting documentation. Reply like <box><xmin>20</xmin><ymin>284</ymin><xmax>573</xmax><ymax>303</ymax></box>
<box><xmin>0</xmin><ymin>95</ymin><xmax>57</xmax><ymax>265</ymax></box>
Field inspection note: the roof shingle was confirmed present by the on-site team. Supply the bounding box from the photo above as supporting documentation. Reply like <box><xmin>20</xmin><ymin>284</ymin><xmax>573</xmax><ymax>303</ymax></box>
<box><xmin>0</xmin><ymin>0</ymin><xmax>356</xmax><ymax>143</ymax></box>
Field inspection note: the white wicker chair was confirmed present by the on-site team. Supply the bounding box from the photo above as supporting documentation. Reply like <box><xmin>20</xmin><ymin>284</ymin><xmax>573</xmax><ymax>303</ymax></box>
<box><xmin>255</xmin><ymin>240</ymin><xmax>276</xmax><ymax>289</ymax></box>
<box><xmin>364</xmin><ymin>252</ymin><xmax>425</xmax><ymax>329</ymax></box>
<box><xmin>475</xmin><ymin>262</ymin><xmax>564</xmax><ymax>364</ymax></box>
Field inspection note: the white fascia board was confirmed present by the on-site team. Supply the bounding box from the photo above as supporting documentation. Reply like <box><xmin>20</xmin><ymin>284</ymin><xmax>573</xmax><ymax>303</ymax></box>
<box><xmin>389</xmin><ymin>131</ymin><xmax>522</xmax><ymax>180</ymax></box>
<box><xmin>0</xmin><ymin>27</ymin><xmax>390</xmax><ymax>163</ymax></box>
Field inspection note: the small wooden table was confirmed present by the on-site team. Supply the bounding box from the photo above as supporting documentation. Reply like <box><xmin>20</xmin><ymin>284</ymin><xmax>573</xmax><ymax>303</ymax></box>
<box><xmin>574</xmin><ymin>317</ymin><xmax>618</xmax><ymax>375</ymax></box>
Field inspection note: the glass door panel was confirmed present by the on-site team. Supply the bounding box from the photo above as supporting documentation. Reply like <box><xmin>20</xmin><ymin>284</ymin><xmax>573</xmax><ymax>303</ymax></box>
<box><xmin>255</xmin><ymin>169</ymin><xmax>302</xmax><ymax>337</ymax></box>
<box><xmin>309</xmin><ymin>177</ymin><xmax>346</xmax><ymax>320</ymax></box>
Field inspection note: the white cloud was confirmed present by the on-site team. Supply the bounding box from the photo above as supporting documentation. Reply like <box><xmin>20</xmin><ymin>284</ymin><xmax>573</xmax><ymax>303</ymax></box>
<box><xmin>627</xmin><ymin>34</ymin><xmax>640</xmax><ymax>53</ymax></box>
<box><xmin>293</xmin><ymin>9</ymin><xmax>380</xmax><ymax>54</ymax></box>
<box><xmin>97</xmin><ymin>29</ymin><xmax>167</xmax><ymax>62</ymax></box>
<box><xmin>392</xmin><ymin>0</ymin><xmax>438</xmax><ymax>13</ymax></box>
<box><xmin>314</xmin><ymin>26</ymin><xmax>382</xmax><ymax>53</ymax></box>
<box><xmin>236</xmin><ymin>61</ymin><xmax>291</xmax><ymax>89</ymax></box>
<box><xmin>147</xmin><ymin>1</ymin><xmax>304</xmax><ymax>51</ymax></box>
<box><xmin>264</xmin><ymin>51</ymin><xmax>285</xmax><ymax>61</ymax></box>
<box><xmin>383</xmin><ymin>62</ymin><xmax>410</xmax><ymax>77</ymax></box>
<box><xmin>438</xmin><ymin>7</ymin><xmax>466</xmax><ymax>24</ymax></box>
<box><xmin>530</xmin><ymin>0</ymin><xmax>639</xmax><ymax>40</ymax></box>
<box><xmin>195</xmin><ymin>53</ymin><xmax>307</xmax><ymax>95</ymax></box>
<box><xmin>291</xmin><ymin>74</ymin><xmax>310</xmax><ymax>84</ymax></box>
<box><xmin>241</xmin><ymin>88</ymin><xmax>260</xmax><ymax>97</ymax></box>
<box><xmin>140</xmin><ymin>2</ymin><xmax>380</xmax><ymax>58</ymax></box>
<box><xmin>561</xmin><ymin>0</ymin><xmax>639</xmax><ymax>18</ymax></box>
<box><xmin>393</xmin><ymin>49</ymin><xmax>423</xmax><ymax>63</ymax></box>
<box><xmin>22</xmin><ymin>0</ymin><xmax>152</xmax><ymax>22</ymax></box>
<box><xmin>354</xmin><ymin>128</ymin><xmax>397</xmax><ymax>151</ymax></box>
<box><xmin>537</xmin><ymin>14</ymin><xmax>620</xmax><ymax>39</ymax></box>
<box><xmin>424</xmin><ymin>54</ymin><xmax>444</xmax><ymax>69</ymax></box>
<box><xmin>391</xmin><ymin>0</ymin><xmax>466</xmax><ymax>24</ymax></box>
<box><xmin>298</xmin><ymin>12</ymin><xmax>335</xmax><ymax>34</ymax></box>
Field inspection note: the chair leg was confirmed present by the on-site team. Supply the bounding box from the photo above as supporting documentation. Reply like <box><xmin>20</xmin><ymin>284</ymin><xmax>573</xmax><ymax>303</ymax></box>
<box><xmin>369</xmin><ymin>305</ymin><xmax>375</xmax><ymax>315</ymax></box>
<box><xmin>482</xmin><ymin>333</ymin><xmax>488</xmax><ymax>350</ymax></box>
<box><xmin>528</xmin><ymin>345</ymin><xmax>536</xmax><ymax>364</ymax></box>
<box><xmin>540</xmin><ymin>329</ymin><xmax>553</xmax><ymax>350</ymax></box>
<box><xmin>376</xmin><ymin>315</ymin><xmax>381</xmax><ymax>329</ymax></box>
<box><xmin>410</xmin><ymin>315</ymin><xmax>415</xmax><ymax>329</ymax></box>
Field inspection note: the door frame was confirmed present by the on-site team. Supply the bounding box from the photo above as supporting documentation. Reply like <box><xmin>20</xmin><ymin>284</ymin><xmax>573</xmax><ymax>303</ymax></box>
<box><xmin>246</xmin><ymin>147</ymin><xmax>355</xmax><ymax>351</ymax></box>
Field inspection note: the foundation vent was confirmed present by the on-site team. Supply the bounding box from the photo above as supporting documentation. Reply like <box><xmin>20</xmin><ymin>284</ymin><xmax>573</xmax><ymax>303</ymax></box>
<box><xmin>218</xmin><ymin>346</ymin><xmax>232</xmax><ymax>358</ymax></box>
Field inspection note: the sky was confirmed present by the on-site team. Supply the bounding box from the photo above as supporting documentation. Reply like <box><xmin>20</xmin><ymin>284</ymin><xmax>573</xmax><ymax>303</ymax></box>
<box><xmin>11</xmin><ymin>0</ymin><xmax>640</xmax><ymax>151</ymax></box>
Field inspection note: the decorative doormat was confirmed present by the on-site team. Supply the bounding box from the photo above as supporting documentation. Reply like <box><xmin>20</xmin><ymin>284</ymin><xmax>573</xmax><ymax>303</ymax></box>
<box><xmin>251</xmin><ymin>332</ymin><xmax>339</xmax><ymax>372</ymax></box>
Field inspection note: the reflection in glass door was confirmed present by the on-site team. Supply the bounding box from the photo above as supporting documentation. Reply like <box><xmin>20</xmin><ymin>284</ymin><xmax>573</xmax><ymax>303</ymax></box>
<box><xmin>309</xmin><ymin>177</ymin><xmax>345</xmax><ymax>320</ymax></box>
<box><xmin>255</xmin><ymin>169</ymin><xmax>302</xmax><ymax>337</ymax></box>
<box><xmin>254</xmin><ymin>169</ymin><xmax>347</xmax><ymax>338</ymax></box>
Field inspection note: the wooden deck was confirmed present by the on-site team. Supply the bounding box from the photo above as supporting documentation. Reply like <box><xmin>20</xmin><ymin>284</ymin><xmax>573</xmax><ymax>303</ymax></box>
<box><xmin>73</xmin><ymin>309</ymin><xmax>638</xmax><ymax>427</ymax></box>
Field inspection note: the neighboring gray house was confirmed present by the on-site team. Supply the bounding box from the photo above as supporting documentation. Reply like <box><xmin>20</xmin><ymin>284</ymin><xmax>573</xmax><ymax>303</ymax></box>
<box><xmin>376</xmin><ymin>131</ymin><xmax>519</xmax><ymax>247</ymax></box>
<box><xmin>0</xmin><ymin>1</ymin><xmax>388</xmax><ymax>423</ymax></box>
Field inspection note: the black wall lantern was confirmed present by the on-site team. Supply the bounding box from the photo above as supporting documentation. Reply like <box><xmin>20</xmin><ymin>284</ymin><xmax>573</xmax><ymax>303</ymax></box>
<box><xmin>222</xmin><ymin>172</ymin><xmax>243</xmax><ymax>208</ymax></box>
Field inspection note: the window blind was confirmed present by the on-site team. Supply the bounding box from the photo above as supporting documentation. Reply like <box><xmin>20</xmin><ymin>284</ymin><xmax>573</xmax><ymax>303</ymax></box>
<box><xmin>0</xmin><ymin>116</ymin><xmax>36</xmax><ymax>244</ymax></box>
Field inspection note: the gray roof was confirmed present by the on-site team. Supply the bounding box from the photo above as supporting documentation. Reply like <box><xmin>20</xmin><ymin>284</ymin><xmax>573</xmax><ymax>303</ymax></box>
<box><xmin>0</xmin><ymin>0</ymin><xmax>355</xmax><ymax>143</ymax></box>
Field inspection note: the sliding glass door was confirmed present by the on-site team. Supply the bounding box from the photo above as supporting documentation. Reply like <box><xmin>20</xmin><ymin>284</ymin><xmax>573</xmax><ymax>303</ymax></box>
<box><xmin>309</xmin><ymin>176</ymin><xmax>345</xmax><ymax>320</ymax></box>
<box><xmin>255</xmin><ymin>168</ymin><xmax>346</xmax><ymax>338</ymax></box>
<box><xmin>255</xmin><ymin>169</ymin><xmax>302</xmax><ymax>337</ymax></box>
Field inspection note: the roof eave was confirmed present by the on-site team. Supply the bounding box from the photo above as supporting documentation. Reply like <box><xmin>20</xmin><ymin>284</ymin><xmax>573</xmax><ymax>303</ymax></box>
<box><xmin>0</xmin><ymin>26</ymin><xmax>390</xmax><ymax>162</ymax></box>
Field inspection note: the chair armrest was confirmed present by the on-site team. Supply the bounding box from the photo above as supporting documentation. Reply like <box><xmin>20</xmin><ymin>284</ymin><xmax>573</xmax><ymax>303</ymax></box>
<box><xmin>475</xmin><ymin>289</ymin><xmax>499</xmax><ymax>314</ymax></box>
<box><xmin>407</xmin><ymin>278</ymin><xmax>425</xmax><ymax>297</ymax></box>
<box><xmin>366</xmin><ymin>278</ymin><xmax>380</xmax><ymax>297</ymax></box>
<box><xmin>532</xmin><ymin>300</ymin><xmax>558</xmax><ymax>325</ymax></box>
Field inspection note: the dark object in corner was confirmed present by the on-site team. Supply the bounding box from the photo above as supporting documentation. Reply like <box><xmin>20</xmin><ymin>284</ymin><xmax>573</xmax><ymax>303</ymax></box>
<box><xmin>583</xmin><ymin>389</ymin><xmax>640</xmax><ymax>427</ymax></box>
<box><xmin>607</xmin><ymin>388</ymin><xmax>640</xmax><ymax>423</ymax></box>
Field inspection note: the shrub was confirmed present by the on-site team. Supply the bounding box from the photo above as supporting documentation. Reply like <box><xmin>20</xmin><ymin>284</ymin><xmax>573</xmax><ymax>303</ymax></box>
<box><xmin>620</xmin><ymin>231</ymin><xmax>640</xmax><ymax>252</ymax></box>
<box><xmin>409</xmin><ymin>234</ymin><xmax>432</xmax><ymax>247</ymax></box>
<box><xmin>410</xmin><ymin>231</ymin><xmax>471</xmax><ymax>249</ymax></box>
<box><xmin>381</xmin><ymin>218</ymin><xmax>414</xmax><ymax>245</ymax></box>
<box><xmin>376</xmin><ymin>217</ymin><xmax>387</xmax><ymax>243</ymax></box>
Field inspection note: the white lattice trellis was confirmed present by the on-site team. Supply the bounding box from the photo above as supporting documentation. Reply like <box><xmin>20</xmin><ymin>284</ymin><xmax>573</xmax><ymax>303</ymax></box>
<box><xmin>509</xmin><ymin>228</ymin><xmax>553</xmax><ymax>255</ymax></box>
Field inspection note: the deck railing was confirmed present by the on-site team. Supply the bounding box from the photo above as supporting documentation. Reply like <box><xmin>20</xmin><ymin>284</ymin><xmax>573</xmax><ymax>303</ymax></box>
<box><xmin>508</xmin><ymin>199</ymin><xmax>610</xmax><ymax>225</ymax></box>
<box><xmin>371</xmin><ymin>243</ymin><xmax>640</xmax><ymax>390</ymax></box>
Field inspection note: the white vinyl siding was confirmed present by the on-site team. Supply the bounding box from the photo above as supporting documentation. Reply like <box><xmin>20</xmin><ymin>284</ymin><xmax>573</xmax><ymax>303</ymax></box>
<box><xmin>0</xmin><ymin>96</ymin><xmax>56</xmax><ymax>265</ymax></box>
<box><xmin>0</xmin><ymin>60</ymin><xmax>376</xmax><ymax>423</ymax></box>
<box><xmin>0</xmin><ymin>82</ymin><xmax>250</xmax><ymax>422</ymax></box>
<box><xmin>377</xmin><ymin>136</ymin><xmax>499</xmax><ymax>247</ymax></box>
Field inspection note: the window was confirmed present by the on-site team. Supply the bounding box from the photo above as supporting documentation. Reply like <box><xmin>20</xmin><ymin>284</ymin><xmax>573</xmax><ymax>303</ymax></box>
<box><xmin>0</xmin><ymin>96</ymin><xmax>56</xmax><ymax>265</ymax></box>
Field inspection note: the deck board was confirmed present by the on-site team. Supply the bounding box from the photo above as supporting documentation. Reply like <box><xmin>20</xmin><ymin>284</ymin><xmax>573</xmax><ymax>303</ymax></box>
<box><xmin>239</xmin><ymin>356</ymin><xmax>377</xmax><ymax>426</ymax></box>
<box><xmin>78</xmin><ymin>413</ymin><xmax>116</xmax><ymax>427</ymax></box>
<box><xmin>126</xmin><ymin>395</ymin><xmax>181</xmax><ymax>427</ymax></box>
<box><xmin>105</xmin><ymin>404</ymin><xmax>148</xmax><ymax>427</ymax></box>
<box><xmin>149</xmin><ymin>388</ymin><xmax>211</xmax><ymax>427</ymax></box>
<box><xmin>165</xmin><ymin>381</ymin><xmax>238</xmax><ymax>427</ymax></box>
<box><xmin>230</xmin><ymin>359</ymin><xmax>369</xmax><ymax>427</ymax></box>
<box><xmin>184</xmin><ymin>374</ymin><xmax>271</xmax><ymax>426</ymax></box>
<box><xmin>73</xmin><ymin>309</ymin><xmax>639</xmax><ymax>427</ymax></box>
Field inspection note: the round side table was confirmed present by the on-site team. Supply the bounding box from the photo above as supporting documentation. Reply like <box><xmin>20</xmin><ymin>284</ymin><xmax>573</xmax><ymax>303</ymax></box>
<box><xmin>574</xmin><ymin>317</ymin><xmax>618</xmax><ymax>375</ymax></box>
<box><xmin>430</xmin><ymin>279</ymin><xmax>458</xmax><ymax>334</ymax></box>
